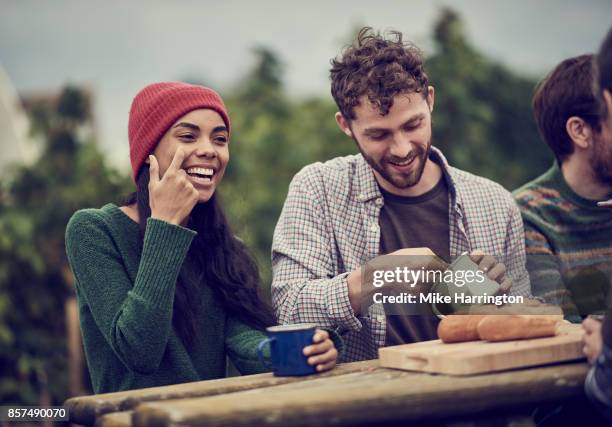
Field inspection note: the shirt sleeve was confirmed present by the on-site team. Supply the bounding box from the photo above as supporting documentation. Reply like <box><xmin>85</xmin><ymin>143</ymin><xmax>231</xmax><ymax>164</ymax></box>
<box><xmin>271</xmin><ymin>172</ymin><xmax>363</xmax><ymax>334</ymax></box>
<box><xmin>504</xmin><ymin>200</ymin><xmax>532</xmax><ymax>298</ymax></box>
<box><xmin>65</xmin><ymin>210</ymin><xmax>196</xmax><ymax>374</ymax></box>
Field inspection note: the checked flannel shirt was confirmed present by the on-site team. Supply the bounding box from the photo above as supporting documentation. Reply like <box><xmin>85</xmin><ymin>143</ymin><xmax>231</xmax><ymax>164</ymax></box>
<box><xmin>271</xmin><ymin>148</ymin><xmax>531</xmax><ymax>361</ymax></box>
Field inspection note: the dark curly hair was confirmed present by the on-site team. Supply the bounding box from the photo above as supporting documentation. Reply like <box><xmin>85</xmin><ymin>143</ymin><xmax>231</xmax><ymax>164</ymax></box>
<box><xmin>330</xmin><ymin>27</ymin><xmax>429</xmax><ymax>121</ymax></box>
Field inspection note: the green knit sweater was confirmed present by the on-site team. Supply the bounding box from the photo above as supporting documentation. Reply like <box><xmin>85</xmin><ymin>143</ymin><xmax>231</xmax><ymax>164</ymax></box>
<box><xmin>65</xmin><ymin>204</ymin><xmax>271</xmax><ymax>393</ymax></box>
<box><xmin>514</xmin><ymin>163</ymin><xmax>612</xmax><ymax>317</ymax></box>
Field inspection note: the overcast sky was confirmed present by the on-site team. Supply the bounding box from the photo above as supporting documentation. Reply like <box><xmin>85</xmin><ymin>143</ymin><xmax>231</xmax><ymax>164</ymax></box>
<box><xmin>1</xmin><ymin>0</ymin><xmax>611</xmax><ymax>171</ymax></box>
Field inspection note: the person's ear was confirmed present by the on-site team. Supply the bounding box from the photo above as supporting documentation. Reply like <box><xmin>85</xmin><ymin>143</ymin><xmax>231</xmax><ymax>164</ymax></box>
<box><xmin>335</xmin><ymin>112</ymin><xmax>353</xmax><ymax>138</ymax></box>
<box><xmin>565</xmin><ymin>116</ymin><xmax>593</xmax><ymax>150</ymax></box>
<box><xmin>426</xmin><ymin>86</ymin><xmax>435</xmax><ymax>113</ymax></box>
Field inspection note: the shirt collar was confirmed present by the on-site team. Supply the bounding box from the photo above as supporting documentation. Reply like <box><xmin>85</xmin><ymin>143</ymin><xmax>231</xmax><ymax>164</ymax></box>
<box><xmin>354</xmin><ymin>155</ymin><xmax>382</xmax><ymax>203</ymax></box>
<box><xmin>430</xmin><ymin>148</ymin><xmax>463</xmax><ymax>213</ymax></box>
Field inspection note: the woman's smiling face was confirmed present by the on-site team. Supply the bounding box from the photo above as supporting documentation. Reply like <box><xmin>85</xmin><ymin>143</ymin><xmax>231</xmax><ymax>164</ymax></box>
<box><xmin>149</xmin><ymin>108</ymin><xmax>229</xmax><ymax>203</ymax></box>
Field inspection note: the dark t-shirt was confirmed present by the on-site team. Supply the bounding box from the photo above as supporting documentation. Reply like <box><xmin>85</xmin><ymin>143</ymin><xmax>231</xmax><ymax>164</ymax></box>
<box><xmin>379</xmin><ymin>177</ymin><xmax>450</xmax><ymax>345</ymax></box>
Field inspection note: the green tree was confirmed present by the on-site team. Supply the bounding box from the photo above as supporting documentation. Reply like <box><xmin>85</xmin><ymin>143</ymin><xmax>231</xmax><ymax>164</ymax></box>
<box><xmin>0</xmin><ymin>86</ymin><xmax>132</xmax><ymax>404</ymax></box>
<box><xmin>222</xmin><ymin>48</ymin><xmax>355</xmax><ymax>288</ymax></box>
<box><xmin>426</xmin><ymin>8</ymin><xmax>551</xmax><ymax>189</ymax></box>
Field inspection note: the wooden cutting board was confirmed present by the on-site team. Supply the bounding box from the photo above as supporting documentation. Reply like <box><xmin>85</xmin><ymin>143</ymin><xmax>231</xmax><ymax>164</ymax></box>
<box><xmin>378</xmin><ymin>323</ymin><xmax>585</xmax><ymax>376</ymax></box>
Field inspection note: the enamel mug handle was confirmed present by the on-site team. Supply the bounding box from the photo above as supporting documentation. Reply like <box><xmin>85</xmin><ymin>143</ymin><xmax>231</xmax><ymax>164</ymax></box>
<box><xmin>257</xmin><ymin>337</ymin><xmax>275</xmax><ymax>369</ymax></box>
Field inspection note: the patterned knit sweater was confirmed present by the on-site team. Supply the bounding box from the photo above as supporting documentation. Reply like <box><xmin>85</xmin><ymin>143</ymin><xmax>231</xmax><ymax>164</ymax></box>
<box><xmin>514</xmin><ymin>163</ymin><xmax>612</xmax><ymax>318</ymax></box>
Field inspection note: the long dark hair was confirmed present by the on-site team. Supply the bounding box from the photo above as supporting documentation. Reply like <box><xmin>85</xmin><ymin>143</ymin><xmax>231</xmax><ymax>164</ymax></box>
<box><xmin>125</xmin><ymin>165</ymin><xmax>276</xmax><ymax>347</ymax></box>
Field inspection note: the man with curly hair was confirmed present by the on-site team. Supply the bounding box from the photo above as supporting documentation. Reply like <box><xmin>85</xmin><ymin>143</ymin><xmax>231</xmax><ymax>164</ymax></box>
<box><xmin>271</xmin><ymin>27</ymin><xmax>531</xmax><ymax>361</ymax></box>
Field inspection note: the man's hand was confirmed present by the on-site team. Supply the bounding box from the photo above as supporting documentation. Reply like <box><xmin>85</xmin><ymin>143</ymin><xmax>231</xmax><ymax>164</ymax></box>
<box><xmin>469</xmin><ymin>250</ymin><xmax>512</xmax><ymax>295</ymax></box>
<box><xmin>347</xmin><ymin>247</ymin><xmax>446</xmax><ymax>314</ymax></box>
<box><xmin>582</xmin><ymin>317</ymin><xmax>603</xmax><ymax>364</ymax></box>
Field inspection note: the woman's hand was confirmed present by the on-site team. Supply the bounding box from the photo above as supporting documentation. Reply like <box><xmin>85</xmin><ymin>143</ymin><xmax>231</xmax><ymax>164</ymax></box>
<box><xmin>582</xmin><ymin>317</ymin><xmax>603</xmax><ymax>364</ymax></box>
<box><xmin>149</xmin><ymin>148</ymin><xmax>199</xmax><ymax>226</ymax></box>
<box><xmin>303</xmin><ymin>329</ymin><xmax>338</xmax><ymax>373</ymax></box>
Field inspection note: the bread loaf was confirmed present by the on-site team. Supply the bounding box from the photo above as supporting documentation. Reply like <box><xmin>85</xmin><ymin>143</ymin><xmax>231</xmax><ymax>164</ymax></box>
<box><xmin>476</xmin><ymin>315</ymin><xmax>559</xmax><ymax>342</ymax></box>
<box><xmin>437</xmin><ymin>315</ymin><xmax>487</xmax><ymax>343</ymax></box>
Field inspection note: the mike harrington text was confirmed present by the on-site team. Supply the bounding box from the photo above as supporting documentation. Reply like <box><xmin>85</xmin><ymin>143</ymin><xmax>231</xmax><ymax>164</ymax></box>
<box><xmin>373</xmin><ymin>292</ymin><xmax>524</xmax><ymax>306</ymax></box>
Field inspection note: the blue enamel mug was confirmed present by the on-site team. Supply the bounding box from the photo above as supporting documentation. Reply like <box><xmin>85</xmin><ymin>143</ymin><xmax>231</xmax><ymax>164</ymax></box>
<box><xmin>257</xmin><ymin>323</ymin><xmax>318</xmax><ymax>376</ymax></box>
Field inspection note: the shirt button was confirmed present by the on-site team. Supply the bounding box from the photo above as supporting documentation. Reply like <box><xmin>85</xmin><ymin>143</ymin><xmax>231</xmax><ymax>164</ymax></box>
<box><xmin>370</xmin><ymin>223</ymin><xmax>379</xmax><ymax>233</ymax></box>
<box><xmin>377</xmin><ymin>315</ymin><xmax>385</xmax><ymax>323</ymax></box>
<box><xmin>375</xmin><ymin>197</ymin><xmax>383</xmax><ymax>206</ymax></box>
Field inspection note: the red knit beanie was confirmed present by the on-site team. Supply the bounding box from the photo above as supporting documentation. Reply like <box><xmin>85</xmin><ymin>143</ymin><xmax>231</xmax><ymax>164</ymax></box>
<box><xmin>128</xmin><ymin>82</ymin><xmax>231</xmax><ymax>182</ymax></box>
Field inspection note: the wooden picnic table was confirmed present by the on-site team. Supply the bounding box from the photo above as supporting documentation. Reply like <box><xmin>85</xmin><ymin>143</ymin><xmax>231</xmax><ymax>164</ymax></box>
<box><xmin>65</xmin><ymin>359</ymin><xmax>593</xmax><ymax>427</ymax></box>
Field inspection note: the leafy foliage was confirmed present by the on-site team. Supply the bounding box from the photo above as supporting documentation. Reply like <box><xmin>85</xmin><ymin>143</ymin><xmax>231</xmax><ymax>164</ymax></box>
<box><xmin>427</xmin><ymin>8</ymin><xmax>551</xmax><ymax>186</ymax></box>
<box><xmin>0</xmin><ymin>87</ymin><xmax>132</xmax><ymax>404</ymax></box>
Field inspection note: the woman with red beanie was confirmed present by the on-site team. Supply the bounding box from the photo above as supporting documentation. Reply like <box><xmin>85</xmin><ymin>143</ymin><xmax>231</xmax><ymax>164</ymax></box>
<box><xmin>65</xmin><ymin>82</ymin><xmax>340</xmax><ymax>393</ymax></box>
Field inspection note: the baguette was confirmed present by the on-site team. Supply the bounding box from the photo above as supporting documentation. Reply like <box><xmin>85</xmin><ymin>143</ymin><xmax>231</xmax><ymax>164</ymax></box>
<box><xmin>437</xmin><ymin>315</ymin><xmax>487</xmax><ymax>343</ymax></box>
<box><xmin>476</xmin><ymin>315</ymin><xmax>559</xmax><ymax>342</ymax></box>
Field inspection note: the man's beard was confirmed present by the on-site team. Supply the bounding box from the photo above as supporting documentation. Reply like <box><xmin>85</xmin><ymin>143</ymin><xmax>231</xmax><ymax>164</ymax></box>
<box><xmin>590</xmin><ymin>133</ymin><xmax>612</xmax><ymax>187</ymax></box>
<box><xmin>355</xmin><ymin>137</ymin><xmax>432</xmax><ymax>190</ymax></box>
